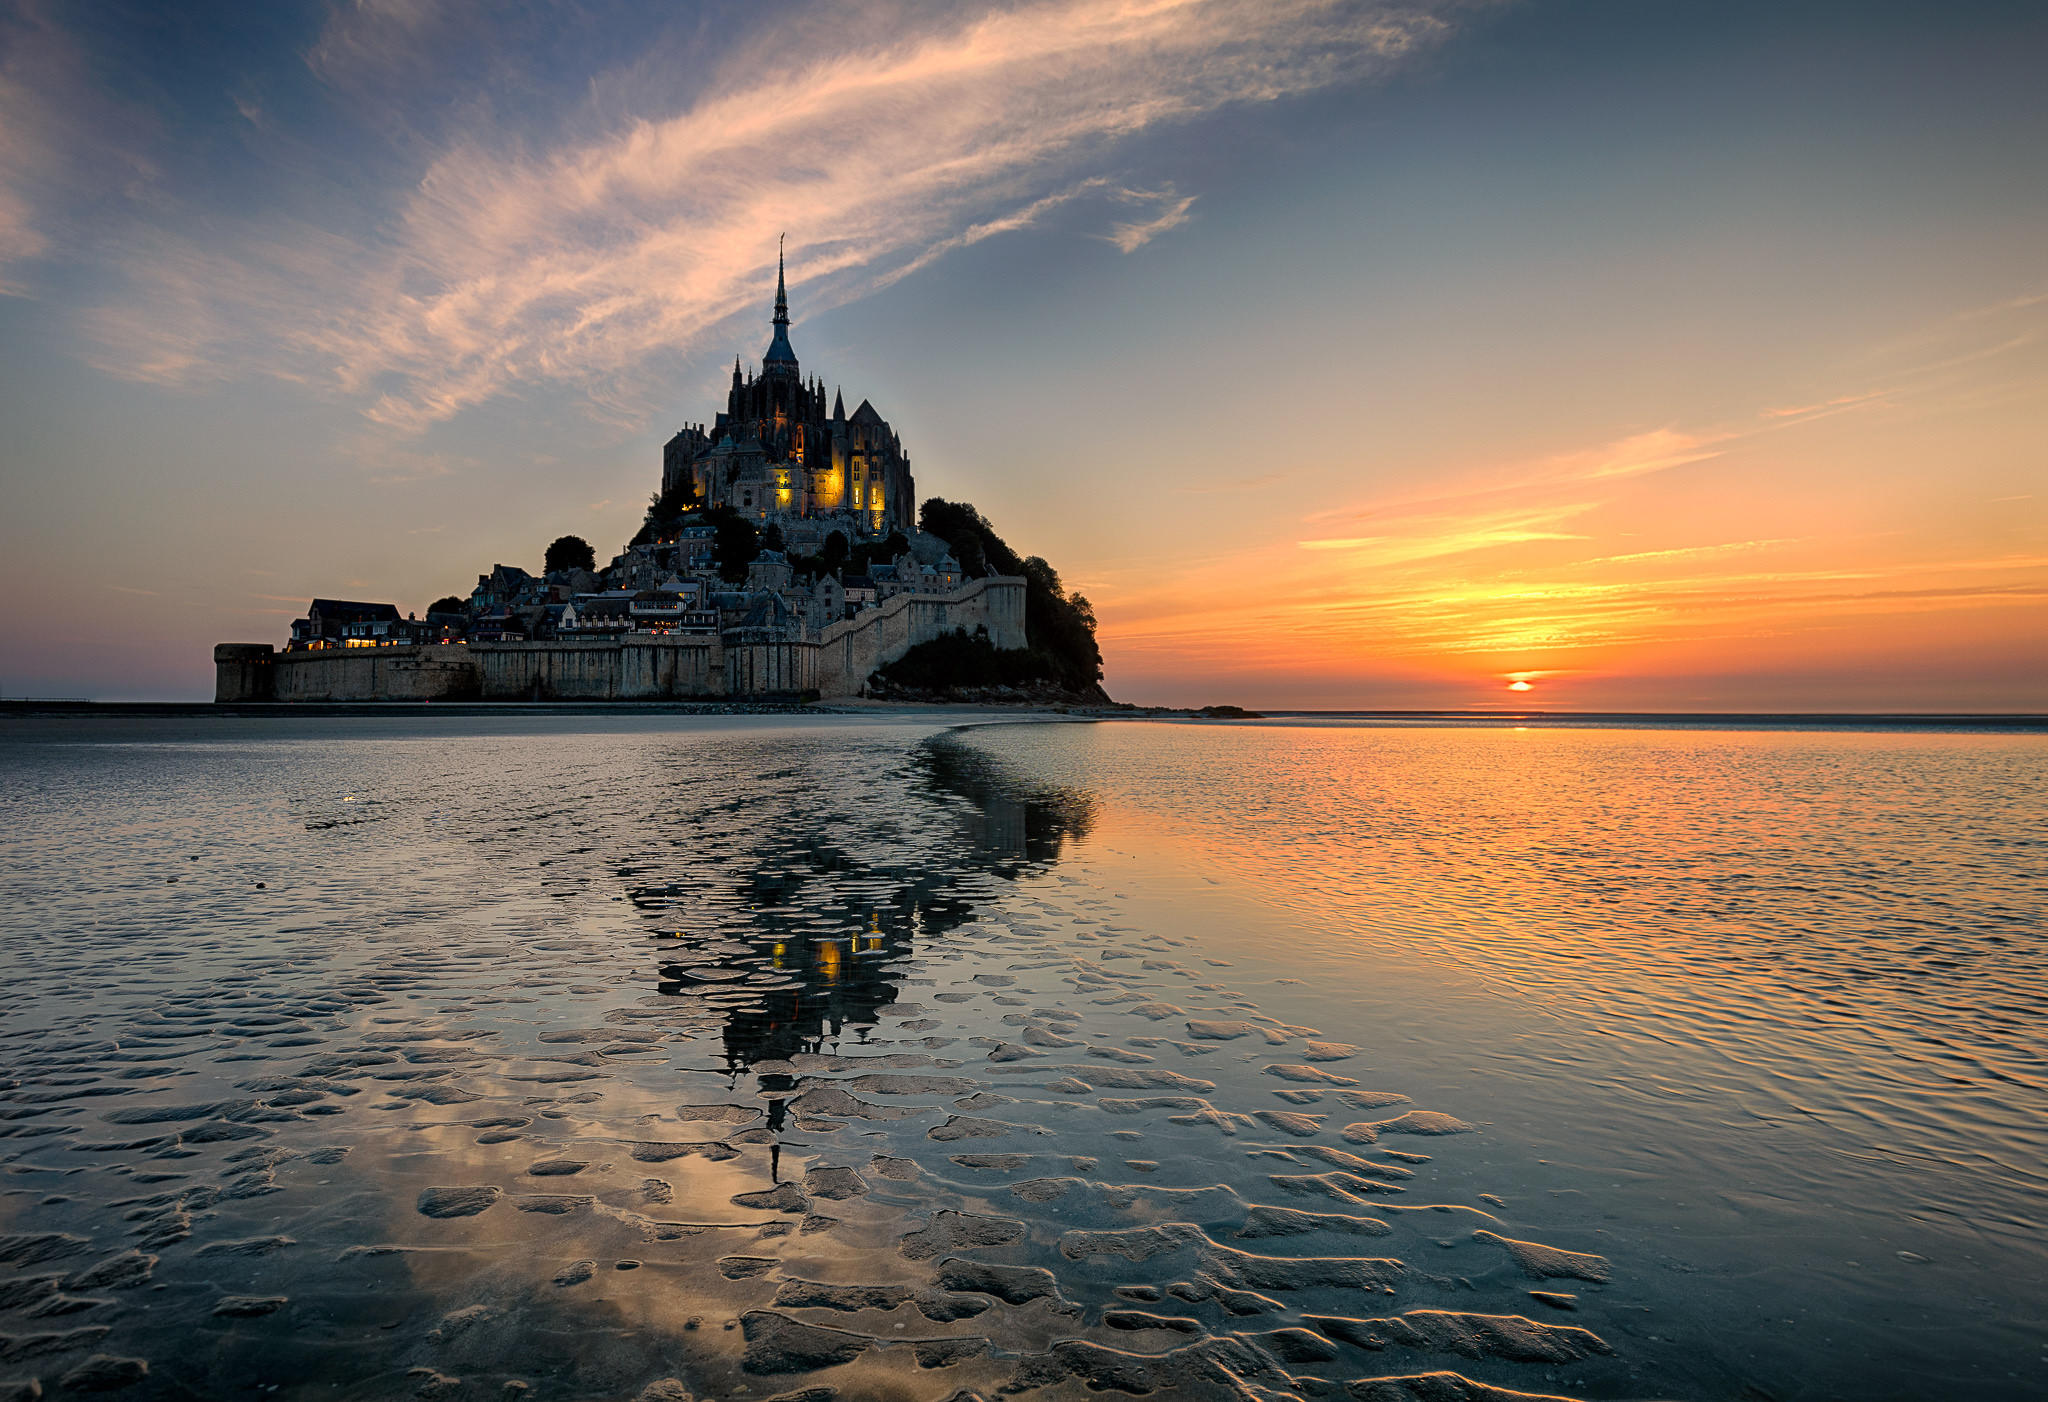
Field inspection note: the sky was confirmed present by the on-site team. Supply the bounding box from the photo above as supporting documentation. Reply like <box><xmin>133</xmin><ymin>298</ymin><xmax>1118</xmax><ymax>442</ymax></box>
<box><xmin>1</xmin><ymin>0</ymin><xmax>2044</xmax><ymax>708</ymax></box>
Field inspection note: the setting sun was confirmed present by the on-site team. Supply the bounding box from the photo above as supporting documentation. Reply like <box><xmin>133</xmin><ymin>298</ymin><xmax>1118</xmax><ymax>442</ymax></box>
<box><xmin>1507</xmin><ymin>680</ymin><xmax>1533</xmax><ymax>691</ymax></box>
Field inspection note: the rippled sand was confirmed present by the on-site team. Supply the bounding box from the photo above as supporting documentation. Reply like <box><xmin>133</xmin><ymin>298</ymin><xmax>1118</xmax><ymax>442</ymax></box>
<box><xmin>1</xmin><ymin>714</ymin><xmax>2042</xmax><ymax>1401</ymax></box>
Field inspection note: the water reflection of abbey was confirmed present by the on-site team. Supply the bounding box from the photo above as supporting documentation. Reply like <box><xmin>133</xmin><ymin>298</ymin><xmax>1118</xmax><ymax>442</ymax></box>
<box><xmin>626</xmin><ymin>740</ymin><xmax>1095</xmax><ymax>1073</ymax></box>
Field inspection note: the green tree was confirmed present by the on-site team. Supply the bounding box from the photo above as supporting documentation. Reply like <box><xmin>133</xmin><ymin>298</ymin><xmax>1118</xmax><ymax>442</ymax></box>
<box><xmin>631</xmin><ymin>479</ymin><xmax>704</xmax><ymax>546</ymax></box>
<box><xmin>920</xmin><ymin>498</ymin><xmax>1010</xmax><ymax>577</ymax></box>
<box><xmin>711</xmin><ymin>508</ymin><xmax>759</xmax><ymax>584</ymax></box>
<box><xmin>917</xmin><ymin>499</ymin><xmax>1103</xmax><ymax>691</ymax></box>
<box><xmin>545</xmin><ymin>534</ymin><xmax>596</xmax><ymax>573</ymax></box>
<box><xmin>875</xmin><ymin>628</ymin><xmax>1050</xmax><ymax>690</ymax></box>
<box><xmin>427</xmin><ymin>596</ymin><xmax>467</xmax><ymax>616</ymax></box>
<box><xmin>1020</xmin><ymin>555</ymin><xmax>1103</xmax><ymax>690</ymax></box>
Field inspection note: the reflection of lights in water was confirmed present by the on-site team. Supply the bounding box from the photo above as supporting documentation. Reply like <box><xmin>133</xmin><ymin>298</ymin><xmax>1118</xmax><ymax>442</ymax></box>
<box><xmin>644</xmin><ymin>737</ymin><xmax>1098</xmax><ymax>1074</ymax></box>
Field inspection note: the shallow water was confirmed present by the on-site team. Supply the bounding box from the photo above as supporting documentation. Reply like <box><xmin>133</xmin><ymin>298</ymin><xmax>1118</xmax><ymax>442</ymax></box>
<box><xmin>0</xmin><ymin>714</ymin><xmax>2042</xmax><ymax>1401</ymax></box>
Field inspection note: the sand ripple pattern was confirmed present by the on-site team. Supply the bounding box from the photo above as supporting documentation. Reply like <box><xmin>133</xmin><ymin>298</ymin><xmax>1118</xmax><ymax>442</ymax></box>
<box><xmin>0</xmin><ymin>717</ymin><xmax>1631</xmax><ymax>1400</ymax></box>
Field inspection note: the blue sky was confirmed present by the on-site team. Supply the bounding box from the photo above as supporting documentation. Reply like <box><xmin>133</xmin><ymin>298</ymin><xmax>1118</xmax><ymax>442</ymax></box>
<box><xmin>2</xmin><ymin>0</ymin><xmax>2044</xmax><ymax>704</ymax></box>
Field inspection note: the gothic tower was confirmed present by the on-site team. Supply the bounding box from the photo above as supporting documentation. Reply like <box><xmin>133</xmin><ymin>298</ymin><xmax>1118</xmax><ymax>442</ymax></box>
<box><xmin>661</xmin><ymin>245</ymin><xmax>916</xmax><ymax>535</ymax></box>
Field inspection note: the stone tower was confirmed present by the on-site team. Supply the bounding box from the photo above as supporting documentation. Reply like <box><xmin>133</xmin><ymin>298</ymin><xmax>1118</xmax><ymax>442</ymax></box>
<box><xmin>660</xmin><ymin>245</ymin><xmax>917</xmax><ymax>537</ymax></box>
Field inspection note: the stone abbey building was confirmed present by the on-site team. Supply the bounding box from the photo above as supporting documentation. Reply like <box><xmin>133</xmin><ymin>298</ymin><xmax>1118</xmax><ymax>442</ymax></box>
<box><xmin>661</xmin><ymin>250</ymin><xmax>916</xmax><ymax>536</ymax></box>
<box><xmin>216</xmin><ymin>248</ymin><xmax>1029</xmax><ymax>702</ymax></box>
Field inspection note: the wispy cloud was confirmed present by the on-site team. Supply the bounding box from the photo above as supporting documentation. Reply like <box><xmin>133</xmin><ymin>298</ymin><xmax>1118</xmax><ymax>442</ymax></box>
<box><xmin>1102</xmin><ymin>187</ymin><xmax>1196</xmax><ymax>253</ymax></box>
<box><xmin>0</xmin><ymin>0</ymin><xmax>158</xmax><ymax>295</ymax></box>
<box><xmin>1554</xmin><ymin>426</ymin><xmax>1725</xmax><ymax>481</ymax></box>
<box><xmin>305</xmin><ymin>0</ymin><xmax>452</xmax><ymax>92</ymax></box>
<box><xmin>1569</xmin><ymin>538</ymin><xmax>1793</xmax><ymax>569</ymax></box>
<box><xmin>1762</xmin><ymin>388</ymin><xmax>1891</xmax><ymax>422</ymax></box>
<box><xmin>868</xmin><ymin>177</ymin><xmax>1116</xmax><ymax>293</ymax></box>
<box><xmin>1300</xmin><ymin>500</ymin><xmax>1597</xmax><ymax>565</ymax></box>
<box><xmin>0</xmin><ymin>4</ymin><xmax>65</xmax><ymax>290</ymax></box>
<box><xmin>1094</xmin><ymin>368</ymin><xmax>2048</xmax><ymax>685</ymax></box>
<box><xmin>1303</xmin><ymin>426</ymin><xmax>1726</xmax><ymax>533</ymax></box>
<box><xmin>47</xmin><ymin>0</ymin><xmax>1469</xmax><ymax>430</ymax></box>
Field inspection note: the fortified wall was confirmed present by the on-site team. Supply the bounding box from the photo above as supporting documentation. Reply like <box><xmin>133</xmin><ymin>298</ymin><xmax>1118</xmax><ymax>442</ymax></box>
<box><xmin>216</xmin><ymin>576</ymin><xmax>1025</xmax><ymax>703</ymax></box>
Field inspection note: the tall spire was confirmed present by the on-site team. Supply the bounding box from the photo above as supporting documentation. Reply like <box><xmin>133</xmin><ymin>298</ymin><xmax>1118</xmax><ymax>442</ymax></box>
<box><xmin>774</xmin><ymin>234</ymin><xmax>788</xmax><ymax>328</ymax></box>
<box><xmin>763</xmin><ymin>234</ymin><xmax>798</xmax><ymax>371</ymax></box>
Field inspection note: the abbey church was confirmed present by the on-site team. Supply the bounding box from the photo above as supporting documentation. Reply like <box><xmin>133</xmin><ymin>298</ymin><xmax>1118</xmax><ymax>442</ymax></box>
<box><xmin>222</xmin><ymin>246</ymin><xmax>1044</xmax><ymax>703</ymax></box>
<box><xmin>661</xmin><ymin>250</ymin><xmax>917</xmax><ymax>537</ymax></box>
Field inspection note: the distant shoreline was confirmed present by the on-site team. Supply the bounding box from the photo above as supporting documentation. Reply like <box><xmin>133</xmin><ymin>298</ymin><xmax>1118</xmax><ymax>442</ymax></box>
<box><xmin>1</xmin><ymin>699</ymin><xmax>2042</xmax><ymax>732</ymax></box>
<box><xmin>1251</xmin><ymin>709</ymin><xmax>2048</xmax><ymax>731</ymax></box>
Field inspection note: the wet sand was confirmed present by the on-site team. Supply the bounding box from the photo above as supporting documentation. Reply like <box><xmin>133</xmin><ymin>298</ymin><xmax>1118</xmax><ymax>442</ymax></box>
<box><xmin>1</xmin><ymin>713</ymin><xmax>2040</xmax><ymax>1400</ymax></box>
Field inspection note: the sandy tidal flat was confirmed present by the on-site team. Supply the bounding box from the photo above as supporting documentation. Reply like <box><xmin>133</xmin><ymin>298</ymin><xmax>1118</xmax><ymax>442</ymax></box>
<box><xmin>0</xmin><ymin>713</ymin><xmax>2042</xmax><ymax>1401</ymax></box>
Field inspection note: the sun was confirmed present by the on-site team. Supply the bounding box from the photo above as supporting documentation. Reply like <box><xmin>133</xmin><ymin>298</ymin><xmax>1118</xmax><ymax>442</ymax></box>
<box><xmin>1507</xmin><ymin>679</ymin><xmax>1533</xmax><ymax>692</ymax></box>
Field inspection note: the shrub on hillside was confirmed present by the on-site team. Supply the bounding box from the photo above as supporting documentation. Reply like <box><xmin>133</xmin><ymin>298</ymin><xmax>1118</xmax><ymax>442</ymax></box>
<box><xmin>873</xmin><ymin>629</ymin><xmax>1057</xmax><ymax>692</ymax></box>
<box><xmin>919</xmin><ymin>499</ymin><xmax>1102</xmax><ymax>691</ymax></box>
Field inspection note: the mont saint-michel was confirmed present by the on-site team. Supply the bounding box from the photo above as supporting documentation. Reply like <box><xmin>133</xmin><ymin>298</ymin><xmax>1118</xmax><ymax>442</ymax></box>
<box><xmin>214</xmin><ymin>253</ymin><xmax>1104</xmax><ymax>706</ymax></box>
<box><xmin>8</xmin><ymin>7</ymin><xmax>2045</xmax><ymax>1402</ymax></box>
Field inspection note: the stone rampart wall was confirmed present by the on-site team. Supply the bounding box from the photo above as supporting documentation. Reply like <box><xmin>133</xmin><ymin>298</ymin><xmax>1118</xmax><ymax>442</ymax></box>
<box><xmin>213</xmin><ymin>644</ymin><xmax>277</xmax><ymax>702</ymax></box>
<box><xmin>224</xmin><ymin>644</ymin><xmax>484</xmax><ymax>702</ymax></box>
<box><xmin>217</xmin><ymin>576</ymin><xmax>1025</xmax><ymax>702</ymax></box>
<box><xmin>474</xmin><ymin>637</ymin><xmax>719</xmax><ymax>700</ymax></box>
<box><xmin>812</xmin><ymin>575</ymin><xmax>1026</xmax><ymax>698</ymax></box>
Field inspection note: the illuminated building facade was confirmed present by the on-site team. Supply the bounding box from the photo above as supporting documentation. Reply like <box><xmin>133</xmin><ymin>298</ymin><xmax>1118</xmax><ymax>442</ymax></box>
<box><xmin>662</xmin><ymin>248</ymin><xmax>917</xmax><ymax>536</ymax></box>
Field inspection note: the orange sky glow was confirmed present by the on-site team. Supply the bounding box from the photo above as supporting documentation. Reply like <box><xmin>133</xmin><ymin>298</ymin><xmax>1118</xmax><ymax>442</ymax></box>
<box><xmin>1</xmin><ymin>2</ymin><xmax>2043</xmax><ymax>709</ymax></box>
<box><xmin>1085</xmin><ymin>295</ymin><xmax>2047</xmax><ymax>710</ymax></box>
